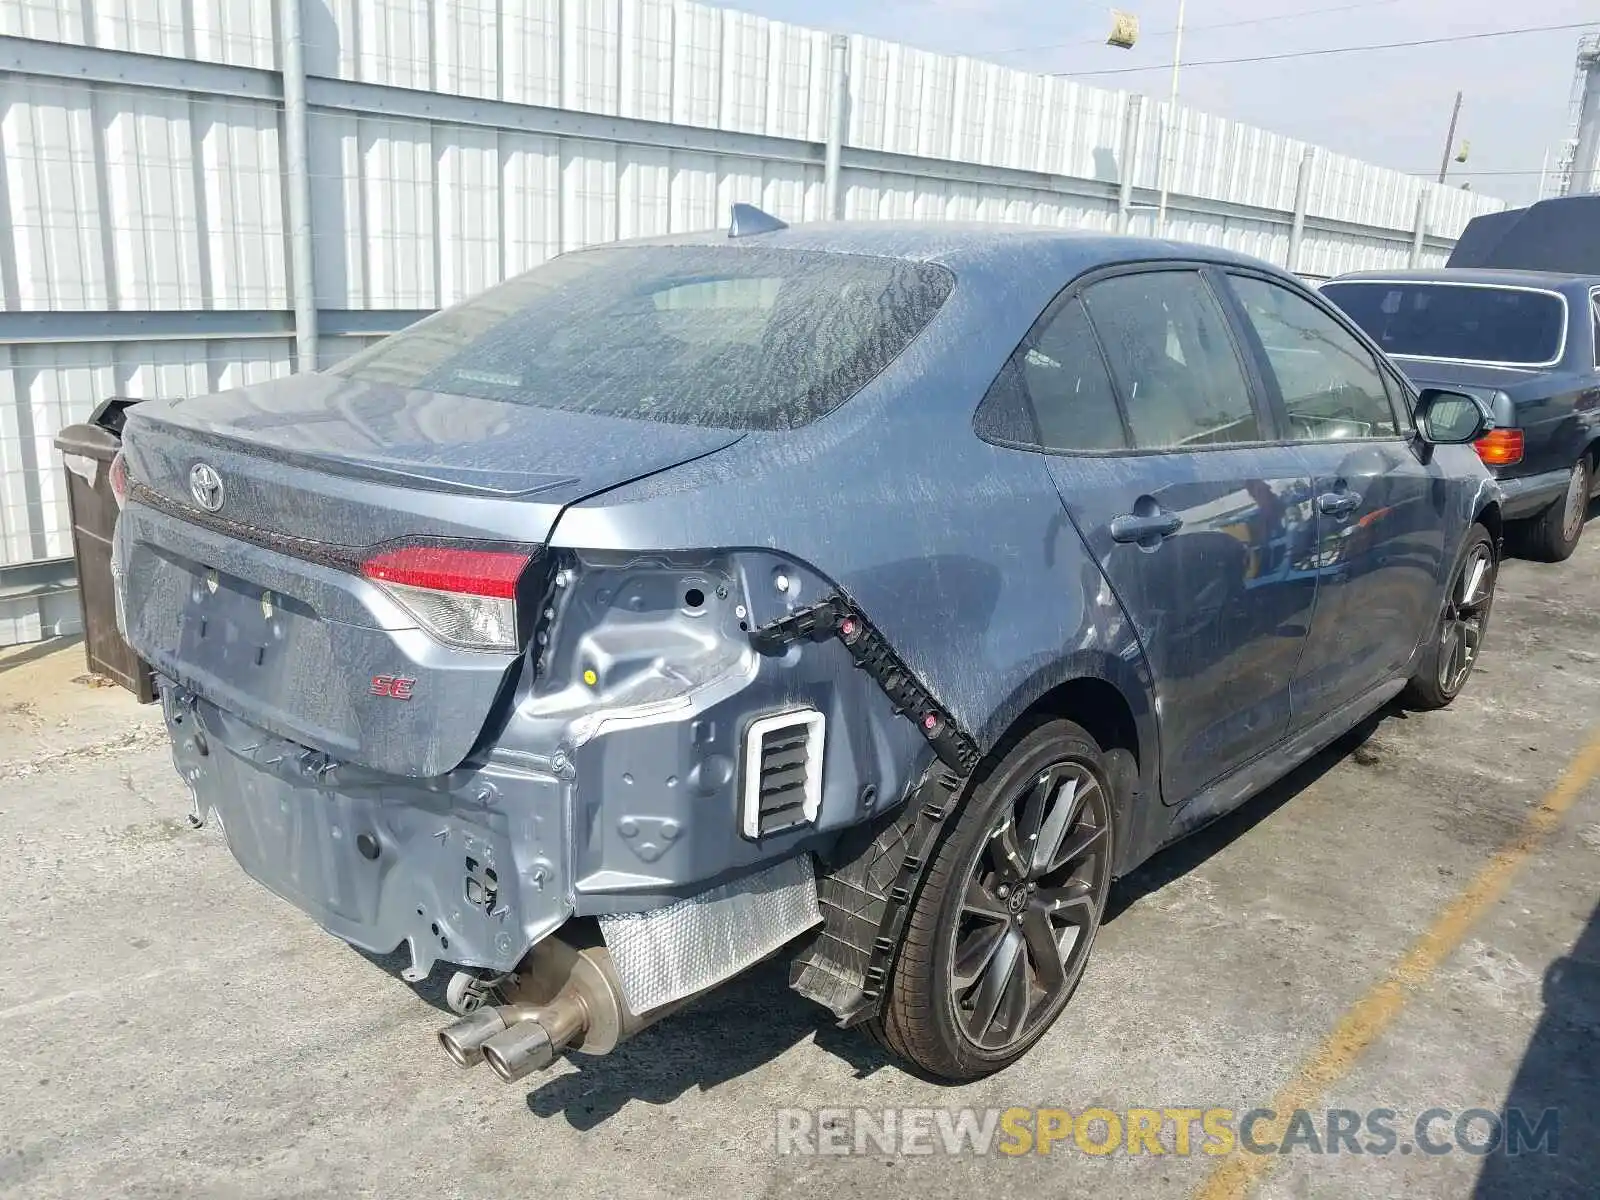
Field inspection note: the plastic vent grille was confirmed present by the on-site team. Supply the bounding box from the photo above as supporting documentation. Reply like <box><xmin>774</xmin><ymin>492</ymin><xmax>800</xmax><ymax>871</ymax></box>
<box><xmin>741</xmin><ymin>710</ymin><xmax>825</xmax><ymax>839</ymax></box>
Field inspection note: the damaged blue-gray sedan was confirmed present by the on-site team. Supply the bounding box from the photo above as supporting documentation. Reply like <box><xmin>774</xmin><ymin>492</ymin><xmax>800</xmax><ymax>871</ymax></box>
<box><xmin>111</xmin><ymin>210</ymin><xmax>1502</xmax><ymax>1082</ymax></box>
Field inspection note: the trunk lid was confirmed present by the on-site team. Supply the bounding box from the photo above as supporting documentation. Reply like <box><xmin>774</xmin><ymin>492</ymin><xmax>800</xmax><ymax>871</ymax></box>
<box><xmin>123</xmin><ymin>373</ymin><xmax>742</xmax><ymax>546</ymax></box>
<box><xmin>117</xmin><ymin>375</ymin><xmax>742</xmax><ymax>777</ymax></box>
<box><xmin>1389</xmin><ymin>357</ymin><xmax>1540</xmax><ymax>404</ymax></box>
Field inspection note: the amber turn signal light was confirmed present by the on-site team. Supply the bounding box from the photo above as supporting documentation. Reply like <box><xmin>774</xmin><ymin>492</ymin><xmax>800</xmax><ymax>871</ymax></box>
<box><xmin>1474</xmin><ymin>428</ymin><xmax>1524</xmax><ymax>467</ymax></box>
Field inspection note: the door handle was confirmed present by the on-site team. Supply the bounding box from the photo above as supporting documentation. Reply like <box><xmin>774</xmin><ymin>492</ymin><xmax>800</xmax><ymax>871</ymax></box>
<box><xmin>1317</xmin><ymin>491</ymin><xmax>1361</xmax><ymax>517</ymax></box>
<box><xmin>1110</xmin><ymin>511</ymin><xmax>1184</xmax><ymax>543</ymax></box>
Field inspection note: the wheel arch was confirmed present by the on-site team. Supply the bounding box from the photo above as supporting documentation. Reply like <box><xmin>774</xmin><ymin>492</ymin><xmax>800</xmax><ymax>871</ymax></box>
<box><xmin>1475</xmin><ymin>497</ymin><xmax>1503</xmax><ymax>553</ymax></box>
<box><xmin>1584</xmin><ymin>433</ymin><xmax>1600</xmax><ymax>478</ymax></box>
<box><xmin>974</xmin><ymin>652</ymin><xmax>1162</xmax><ymax>873</ymax></box>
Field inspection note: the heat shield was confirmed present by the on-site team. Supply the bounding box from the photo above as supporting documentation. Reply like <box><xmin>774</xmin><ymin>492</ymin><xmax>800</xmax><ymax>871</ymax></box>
<box><xmin>598</xmin><ymin>854</ymin><xmax>822</xmax><ymax>1013</ymax></box>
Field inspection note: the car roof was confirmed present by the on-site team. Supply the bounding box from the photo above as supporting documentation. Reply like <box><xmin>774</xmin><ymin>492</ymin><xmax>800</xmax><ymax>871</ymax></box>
<box><xmin>1327</xmin><ymin>267</ymin><xmax>1600</xmax><ymax>291</ymax></box>
<box><xmin>614</xmin><ymin>219</ymin><xmax>1284</xmax><ymax>279</ymax></box>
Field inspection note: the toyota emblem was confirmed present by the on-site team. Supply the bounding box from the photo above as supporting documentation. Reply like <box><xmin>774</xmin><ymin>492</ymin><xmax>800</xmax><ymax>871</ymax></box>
<box><xmin>189</xmin><ymin>463</ymin><xmax>225</xmax><ymax>512</ymax></box>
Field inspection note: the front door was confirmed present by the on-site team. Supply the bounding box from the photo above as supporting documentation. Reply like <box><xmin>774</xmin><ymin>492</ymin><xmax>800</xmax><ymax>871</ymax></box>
<box><xmin>1020</xmin><ymin>267</ymin><xmax>1320</xmax><ymax>799</ymax></box>
<box><xmin>1220</xmin><ymin>271</ymin><xmax>1447</xmax><ymax>729</ymax></box>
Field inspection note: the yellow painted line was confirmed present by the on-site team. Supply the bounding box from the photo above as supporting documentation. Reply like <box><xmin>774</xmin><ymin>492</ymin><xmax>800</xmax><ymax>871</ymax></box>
<box><xmin>1196</xmin><ymin>725</ymin><xmax>1600</xmax><ymax>1200</ymax></box>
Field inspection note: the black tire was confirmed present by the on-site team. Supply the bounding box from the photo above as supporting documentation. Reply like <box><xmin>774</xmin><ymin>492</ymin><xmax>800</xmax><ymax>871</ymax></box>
<box><xmin>1511</xmin><ymin>455</ymin><xmax>1590</xmax><ymax>562</ymax></box>
<box><xmin>1400</xmin><ymin>522</ymin><xmax>1496</xmax><ymax>711</ymax></box>
<box><xmin>867</xmin><ymin>718</ymin><xmax>1114</xmax><ymax>1081</ymax></box>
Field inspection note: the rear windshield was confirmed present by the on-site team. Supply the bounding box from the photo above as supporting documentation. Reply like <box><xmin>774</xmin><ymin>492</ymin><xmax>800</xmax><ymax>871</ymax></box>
<box><xmin>1320</xmin><ymin>281</ymin><xmax>1566</xmax><ymax>366</ymax></box>
<box><xmin>328</xmin><ymin>245</ymin><xmax>955</xmax><ymax>431</ymax></box>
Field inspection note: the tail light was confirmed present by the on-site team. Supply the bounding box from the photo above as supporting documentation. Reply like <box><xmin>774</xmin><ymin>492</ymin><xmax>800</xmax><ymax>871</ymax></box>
<box><xmin>108</xmin><ymin>450</ymin><xmax>130</xmax><ymax>509</ymax></box>
<box><xmin>361</xmin><ymin>545</ymin><xmax>532</xmax><ymax>652</ymax></box>
<box><xmin>1474</xmin><ymin>428</ymin><xmax>1523</xmax><ymax>467</ymax></box>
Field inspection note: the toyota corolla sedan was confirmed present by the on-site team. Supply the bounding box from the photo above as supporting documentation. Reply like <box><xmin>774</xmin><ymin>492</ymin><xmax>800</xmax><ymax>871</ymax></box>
<box><xmin>111</xmin><ymin>211</ymin><xmax>1501</xmax><ymax>1083</ymax></box>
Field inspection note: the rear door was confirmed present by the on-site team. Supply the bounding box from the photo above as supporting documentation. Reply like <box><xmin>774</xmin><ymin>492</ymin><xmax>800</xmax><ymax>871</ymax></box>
<box><xmin>1023</xmin><ymin>267</ymin><xmax>1320</xmax><ymax>796</ymax></box>
<box><xmin>1222</xmin><ymin>271</ymin><xmax>1447</xmax><ymax>730</ymax></box>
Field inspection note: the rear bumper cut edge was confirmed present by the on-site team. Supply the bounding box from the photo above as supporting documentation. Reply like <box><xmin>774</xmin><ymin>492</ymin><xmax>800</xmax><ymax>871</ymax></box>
<box><xmin>165</xmin><ymin>685</ymin><xmax>572</xmax><ymax>981</ymax></box>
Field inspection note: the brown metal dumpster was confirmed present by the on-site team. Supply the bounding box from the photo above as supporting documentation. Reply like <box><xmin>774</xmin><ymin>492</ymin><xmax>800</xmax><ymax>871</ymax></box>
<box><xmin>54</xmin><ymin>397</ymin><xmax>157</xmax><ymax>703</ymax></box>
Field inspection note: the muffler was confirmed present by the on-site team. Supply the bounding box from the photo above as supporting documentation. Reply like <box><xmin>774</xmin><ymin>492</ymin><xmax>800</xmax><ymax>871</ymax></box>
<box><xmin>437</xmin><ymin>935</ymin><xmax>697</xmax><ymax>1082</ymax></box>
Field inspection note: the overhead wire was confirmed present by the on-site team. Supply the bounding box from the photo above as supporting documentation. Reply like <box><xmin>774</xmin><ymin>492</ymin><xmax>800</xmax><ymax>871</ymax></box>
<box><xmin>1055</xmin><ymin>20</ymin><xmax>1600</xmax><ymax>77</ymax></box>
<box><xmin>975</xmin><ymin>0</ymin><xmax>1410</xmax><ymax>59</ymax></box>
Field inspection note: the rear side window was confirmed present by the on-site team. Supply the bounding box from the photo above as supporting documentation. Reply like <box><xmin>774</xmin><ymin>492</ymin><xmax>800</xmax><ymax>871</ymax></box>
<box><xmin>1229</xmin><ymin>274</ymin><xmax>1400</xmax><ymax>440</ymax></box>
<box><xmin>980</xmin><ymin>299</ymin><xmax>1130</xmax><ymax>451</ymax></box>
<box><xmin>1320</xmin><ymin>281</ymin><xmax>1565</xmax><ymax>366</ymax></box>
<box><xmin>329</xmin><ymin>245</ymin><xmax>954</xmax><ymax>431</ymax></box>
<box><xmin>1082</xmin><ymin>271</ymin><xmax>1261</xmax><ymax>448</ymax></box>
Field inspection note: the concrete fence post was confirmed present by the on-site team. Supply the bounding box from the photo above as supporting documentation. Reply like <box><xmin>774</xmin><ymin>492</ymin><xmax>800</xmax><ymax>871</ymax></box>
<box><xmin>1117</xmin><ymin>95</ymin><xmax>1143</xmax><ymax>235</ymax></box>
<box><xmin>1410</xmin><ymin>191</ymin><xmax>1431</xmax><ymax>267</ymax></box>
<box><xmin>1288</xmin><ymin>148</ymin><xmax>1315</xmax><ymax>273</ymax></box>
<box><xmin>279</xmin><ymin>0</ymin><xmax>317</xmax><ymax>372</ymax></box>
<box><xmin>823</xmin><ymin>34</ymin><xmax>849</xmax><ymax>220</ymax></box>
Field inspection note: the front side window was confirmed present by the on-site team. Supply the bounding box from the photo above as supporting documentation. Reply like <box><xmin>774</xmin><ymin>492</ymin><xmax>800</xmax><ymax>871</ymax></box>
<box><xmin>1082</xmin><ymin>270</ymin><xmax>1261</xmax><ymax>448</ymax></box>
<box><xmin>1320</xmin><ymin>280</ymin><xmax>1565</xmax><ymax>367</ymax></box>
<box><xmin>1230</xmin><ymin>274</ymin><xmax>1400</xmax><ymax>441</ymax></box>
<box><xmin>329</xmin><ymin>245</ymin><xmax>955</xmax><ymax>431</ymax></box>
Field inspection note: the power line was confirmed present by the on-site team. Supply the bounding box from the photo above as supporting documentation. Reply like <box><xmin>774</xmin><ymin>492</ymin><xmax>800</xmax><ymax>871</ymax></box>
<box><xmin>1054</xmin><ymin>20</ymin><xmax>1600</xmax><ymax>77</ymax></box>
<box><xmin>978</xmin><ymin>0</ymin><xmax>1407</xmax><ymax>59</ymax></box>
<box><xmin>1397</xmin><ymin>168</ymin><xmax>1563</xmax><ymax>177</ymax></box>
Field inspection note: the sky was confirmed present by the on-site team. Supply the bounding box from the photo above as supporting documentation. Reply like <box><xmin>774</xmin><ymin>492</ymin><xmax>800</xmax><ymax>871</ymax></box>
<box><xmin>714</xmin><ymin>0</ymin><xmax>1600</xmax><ymax>206</ymax></box>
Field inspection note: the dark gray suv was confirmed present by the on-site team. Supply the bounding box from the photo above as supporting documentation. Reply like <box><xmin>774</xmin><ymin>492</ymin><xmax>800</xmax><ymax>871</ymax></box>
<box><xmin>112</xmin><ymin>213</ymin><xmax>1502</xmax><ymax>1082</ymax></box>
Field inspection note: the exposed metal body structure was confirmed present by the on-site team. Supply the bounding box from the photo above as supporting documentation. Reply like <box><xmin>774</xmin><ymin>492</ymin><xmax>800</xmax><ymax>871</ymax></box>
<box><xmin>111</xmin><ymin>222</ymin><xmax>1502</xmax><ymax>1078</ymax></box>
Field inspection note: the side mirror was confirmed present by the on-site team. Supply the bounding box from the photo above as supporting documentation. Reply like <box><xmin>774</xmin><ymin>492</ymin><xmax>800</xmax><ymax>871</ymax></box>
<box><xmin>1415</xmin><ymin>388</ymin><xmax>1491</xmax><ymax>445</ymax></box>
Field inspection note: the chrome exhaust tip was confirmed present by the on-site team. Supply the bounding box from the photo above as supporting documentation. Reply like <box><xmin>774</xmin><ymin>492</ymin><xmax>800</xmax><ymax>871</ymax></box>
<box><xmin>481</xmin><ymin>1019</ymin><xmax>559</xmax><ymax>1082</ymax></box>
<box><xmin>438</xmin><ymin>1007</ymin><xmax>513</xmax><ymax>1068</ymax></box>
<box><xmin>481</xmin><ymin>991</ymin><xmax>589</xmax><ymax>1083</ymax></box>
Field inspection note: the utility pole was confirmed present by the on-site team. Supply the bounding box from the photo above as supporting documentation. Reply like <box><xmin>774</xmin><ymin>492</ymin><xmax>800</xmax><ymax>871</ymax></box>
<box><xmin>1156</xmin><ymin>0</ymin><xmax>1187</xmax><ymax>236</ymax></box>
<box><xmin>1437</xmin><ymin>90</ymin><xmax>1463</xmax><ymax>184</ymax></box>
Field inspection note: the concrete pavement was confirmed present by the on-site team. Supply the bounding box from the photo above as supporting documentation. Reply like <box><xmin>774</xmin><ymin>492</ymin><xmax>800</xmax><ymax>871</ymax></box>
<box><xmin>2</xmin><ymin>535</ymin><xmax>1597</xmax><ymax>1199</ymax></box>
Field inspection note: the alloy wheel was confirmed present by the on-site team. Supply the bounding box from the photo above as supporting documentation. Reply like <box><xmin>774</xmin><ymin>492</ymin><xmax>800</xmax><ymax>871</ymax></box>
<box><xmin>1437</xmin><ymin>541</ymin><xmax>1495</xmax><ymax>696</ymax></box>
<box><xmin>948</xmin><ymin>761</ymin><xmax>1112</xmax><ymax>1052</ymax></box>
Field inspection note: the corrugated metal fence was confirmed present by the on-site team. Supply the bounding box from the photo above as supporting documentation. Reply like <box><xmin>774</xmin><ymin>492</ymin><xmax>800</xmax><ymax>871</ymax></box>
<box><xmin>0</xmin><ymin>0</ymin><xmax>1508</xmax><ymax>643</ymax></box>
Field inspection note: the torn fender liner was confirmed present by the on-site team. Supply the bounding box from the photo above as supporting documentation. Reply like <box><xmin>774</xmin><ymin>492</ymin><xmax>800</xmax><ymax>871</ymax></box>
<box><xmin>790</xmin><ymin>761</ymin><xmax>966</xmax><ymax>1026</ymax></box>
<box><xmin>750</xmin><ymin>594</ymin><xmax>981</xmax><ymax>775</ymax></box>
<box><xmin>597</xmin><ymin>854</ymin><xmax>822</xmax><ymax>1013</ymax></box>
